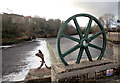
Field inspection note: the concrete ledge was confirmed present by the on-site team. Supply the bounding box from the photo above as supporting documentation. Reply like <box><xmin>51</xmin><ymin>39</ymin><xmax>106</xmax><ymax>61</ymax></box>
<box><xmin>52</xmin><ymin>60</ymin><xmax>113</xmax><ymax>74</ymax></box>
<box><xmin>51</xmin><ymin>60</ymin><xmax>119</xmax><ymax>82</ymax></box>
<box><xmin>24</xmin><ymin>68</ymin><xmax>51</xmax><ymax>82</ymax></box>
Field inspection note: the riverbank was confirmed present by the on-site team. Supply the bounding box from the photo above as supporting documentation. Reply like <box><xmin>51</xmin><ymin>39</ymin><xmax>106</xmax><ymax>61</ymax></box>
<box><xmin>2</xmin><ymin>36</ymin><xmax>35</xmax><ymax>45</ymax></box>
<box><xmin>1</xmin><ymin>32</ymin><xmax>78</xmax><ymax>45</ymax></box>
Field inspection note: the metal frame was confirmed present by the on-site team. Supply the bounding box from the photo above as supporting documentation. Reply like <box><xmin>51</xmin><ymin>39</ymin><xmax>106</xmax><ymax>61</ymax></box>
<box><xmin>57</xmin><ymin>14</ymin><xmax>106</xmax><ymax>66</ymax></box>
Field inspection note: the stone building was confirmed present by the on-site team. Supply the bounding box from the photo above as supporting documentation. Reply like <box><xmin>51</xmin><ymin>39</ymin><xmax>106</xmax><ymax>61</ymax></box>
<box><xmin>2</xmin><ymin>13</ymin><xmax>25</xmax><ymax>24</ymax></box>
<box><xmin>2</xmin><ymin>13</ymin><xmax>36</xmax><ymax>39</ymax></box>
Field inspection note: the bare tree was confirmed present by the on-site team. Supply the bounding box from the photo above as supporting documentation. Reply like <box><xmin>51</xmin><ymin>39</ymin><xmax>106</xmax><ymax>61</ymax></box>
<box><xmin>99</xmin><ymin>17</ymin><xmax>104</xmax><ymax>26</ymax></box>
<box><xmin>99</xmin><ymin>13</ymin><xmax>115</xmax><ymax>29</ymax></box>
<box><xmin>34</xmin><ymin>15</ymin><xmax>40</xmax><ymax>18</ymax></box>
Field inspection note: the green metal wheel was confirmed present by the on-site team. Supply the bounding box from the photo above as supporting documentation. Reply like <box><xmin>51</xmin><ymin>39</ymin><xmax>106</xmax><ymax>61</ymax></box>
<box><xmin>57</xmin><ymin>14</ymin><xmax>106</xmax><ymax>66</ymax></box>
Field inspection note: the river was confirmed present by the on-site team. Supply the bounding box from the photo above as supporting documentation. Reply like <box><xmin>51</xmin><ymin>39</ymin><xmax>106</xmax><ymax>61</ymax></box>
<box><xmin>1</xmin><ymin>35</ymin><xmax>113</xmax><ymax>82</ymax></box>
<box><xmin>2</xmin><ymin>39</ymin><xmax>51</xmax><ymax>82</ymax></box>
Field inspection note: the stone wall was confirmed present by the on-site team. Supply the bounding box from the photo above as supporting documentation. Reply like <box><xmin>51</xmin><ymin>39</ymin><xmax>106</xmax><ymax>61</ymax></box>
<box><xmin>106</xmin><ymin>32</ymin><xmax>120</xmax><ymax>42</ymax></box>
<box><xmin>51</xmin><ymin>60</ymin><xmax>119</xmax><ymax>82</ymax></box>
<box><xmin>113</xmin><ymin>44</ymin><xmax>120</xmax><ymax>67</ymax></box>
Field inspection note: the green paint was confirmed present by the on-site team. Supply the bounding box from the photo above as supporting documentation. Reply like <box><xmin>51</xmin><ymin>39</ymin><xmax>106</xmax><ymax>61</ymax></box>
<box><xmin>57</xmin><ymin>13</ymin><xmax>106</xmax><ymax>66</ymax></box>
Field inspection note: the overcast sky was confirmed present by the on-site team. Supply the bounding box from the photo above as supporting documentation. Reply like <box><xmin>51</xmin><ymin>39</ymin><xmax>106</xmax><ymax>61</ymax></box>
<box><xmin>1</xmin><ymin>0</ymin><xmax>119</xmax><ymax>21</ymax></box>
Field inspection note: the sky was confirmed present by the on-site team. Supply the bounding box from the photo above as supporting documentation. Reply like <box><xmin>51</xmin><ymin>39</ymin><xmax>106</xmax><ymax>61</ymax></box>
<box><xmin>0</xmin><ymin>0</ymin><xmax>119</xmax><ymax>26</ymax></box>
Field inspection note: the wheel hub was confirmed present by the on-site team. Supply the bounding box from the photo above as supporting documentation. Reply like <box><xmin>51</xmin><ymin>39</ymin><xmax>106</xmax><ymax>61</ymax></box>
<box><xmin>81</xmin><ymin>38</ymin><xmax>89</xmax><ymax>47</ymax></box>
<box><xmin>83</xmin><ymin>40</ymin><xmax>88</xmax><ymax>47</ymax></box>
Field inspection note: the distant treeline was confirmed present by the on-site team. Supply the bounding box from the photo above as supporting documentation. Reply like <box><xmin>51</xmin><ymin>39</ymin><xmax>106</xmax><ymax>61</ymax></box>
<box><xmin>2</xmin><ymin>13</ymin><xmax>77</xmax><ymax>44</ymax></box>
<box><xmin>2</xmin><ymin>13</ymin><xmax>118</xmax><ymax>45</ymax></box>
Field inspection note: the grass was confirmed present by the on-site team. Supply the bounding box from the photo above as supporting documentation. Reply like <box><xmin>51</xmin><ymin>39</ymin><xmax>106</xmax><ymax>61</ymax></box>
<box><xmin>2</xmin><ymin>37</ymin><xmax>32</xmax><ymax>45</ymax></box>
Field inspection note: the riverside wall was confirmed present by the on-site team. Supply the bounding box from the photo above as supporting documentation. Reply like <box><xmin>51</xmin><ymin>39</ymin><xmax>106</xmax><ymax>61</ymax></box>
<box><xmin>106</xmin><ymin>32</ymin><xmax>120</xmax><ymax>42</ymax></box>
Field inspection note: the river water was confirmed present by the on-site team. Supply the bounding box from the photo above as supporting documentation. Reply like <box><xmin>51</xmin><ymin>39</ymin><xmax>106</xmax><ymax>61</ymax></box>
<box><xmin>2</xmin><ymin>39</ymin><xmax>51</xmax><ymax>82</ymax></box>
<box><xmin>1</xmin><ymin>35</ymin><xmax>113</xmax><ymax>82</ymax></box>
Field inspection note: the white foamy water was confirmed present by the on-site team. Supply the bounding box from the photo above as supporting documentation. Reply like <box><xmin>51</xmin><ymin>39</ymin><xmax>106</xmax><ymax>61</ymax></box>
<box><xmin>2</xmin><ymin>40</ymin><xmax>51</xmax><ymax>82</ymax></box>
<box><xmin>0</xmin><ymin>45</ymin><xmax>16</xmax><ymax>49</ymax></box>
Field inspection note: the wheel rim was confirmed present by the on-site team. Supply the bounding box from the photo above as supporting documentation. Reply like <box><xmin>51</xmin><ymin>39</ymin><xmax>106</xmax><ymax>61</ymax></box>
<box><xmin>57</xmin><ymin>14</ymin><xmax>106</xmax><ymax>66</ymax></box>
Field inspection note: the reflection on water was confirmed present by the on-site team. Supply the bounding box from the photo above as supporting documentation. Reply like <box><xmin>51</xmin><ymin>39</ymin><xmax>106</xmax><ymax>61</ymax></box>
<box><xmin>2</xmin><ymin>39</ymin><xmax>51</xmax><ymax>81</ymax></box>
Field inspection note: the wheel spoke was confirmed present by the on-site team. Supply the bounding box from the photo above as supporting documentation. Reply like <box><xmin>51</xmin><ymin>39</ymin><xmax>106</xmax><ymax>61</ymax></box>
<box><xmin>76</xmin><ymin>48</ymin><xmax>84</xmax><ymax>63</ymax></box>
<box><xmin>85</xmin><ymin>47</ymin><xmax>92</xmax><ymax>61</ymax></box>
<box><xmin>89</xmin><ymin>31</ymin><xmax>103</xmax><ymax>41</ymax></box>
<box><xmin>62</xmin><ymin>44</ymin><xmax>80</xmax><ymax>57</ymax></box>
<box><xmin>88</xmin><ymin>43</ymin><xmax>102</xmax><ymax>51</ymax></box>
<box><xmin>73</xmin><ymin>17</ymin><xmax>83</xmax><ymax>39</ymax></box>
<box><xmin>61</xmin><ymin>34</ymin><xmax>80</xmax><ymax>43</ymax></box>
<box><xmin>84</xmin><ymin>18</ymin><xmax>93</xmax><ymax>38</ymax></box>
<box><xmin>97</xmin><ymin>51</ymin><xmax>104</xmax><ymax>60</ymax></box>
